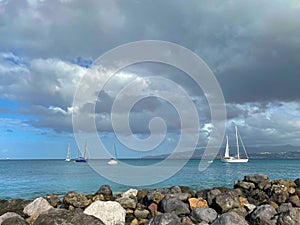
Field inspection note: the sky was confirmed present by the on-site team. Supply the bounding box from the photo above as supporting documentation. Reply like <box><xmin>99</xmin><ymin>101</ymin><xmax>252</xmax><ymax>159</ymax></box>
<box><xmin>0</xmin><ymin>0</ymin><xmax>300</xmax><ymax>159</ymax></box>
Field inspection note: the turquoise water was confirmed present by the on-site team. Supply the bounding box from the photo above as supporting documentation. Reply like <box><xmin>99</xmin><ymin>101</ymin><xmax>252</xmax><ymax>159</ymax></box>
<box><xmin>0</xmin><ymin>159</ymin><xmax>299</xmax><ymax>199</ymax></box>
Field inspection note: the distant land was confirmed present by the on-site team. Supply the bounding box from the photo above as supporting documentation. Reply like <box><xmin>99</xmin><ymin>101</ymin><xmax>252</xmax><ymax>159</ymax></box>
<box><xmin>143</xmin><ymin>144</ymin><xmax>300</xmax><ymax>159</ymax></box>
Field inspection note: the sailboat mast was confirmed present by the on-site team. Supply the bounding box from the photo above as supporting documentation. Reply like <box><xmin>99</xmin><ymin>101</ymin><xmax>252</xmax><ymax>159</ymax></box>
<box><xmin>67</xmin><ymin>144</ymin><xmax>70</xmax><ymax>158</ymax></box>
<box><xmin>235</xmin><ymin>126</ymin><xmax>240</xmax><ymax>159</ymax></box>
<box><xmin>84</xmin><ymin>141</ymin><xmax>87</xmax><ymax>158</ymax></box>
<box><xmin>113</xmin><ymin>143</ymin><xmax>118</xmax><ymax>159</ymax></box>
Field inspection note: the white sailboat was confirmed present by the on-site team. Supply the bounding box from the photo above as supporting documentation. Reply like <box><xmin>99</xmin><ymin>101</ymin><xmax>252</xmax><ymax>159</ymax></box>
<box><xmin>107</xmin><ymin>143</ymin><xmax>118</xmax><ymax>165</ymax></box>
<box><xmin>221</xmin><ymin>126</ymin><xmax>249</xmax><ymax>163</ymax></box>
<box><xmin>75</xmin><ymin>141</ymin><xmax>88</xmax><ymax>162</ymax></box>
<box><xmin>65</xmin><ymin>144</ymin><xmax>71</xmax><ymax>162</ymax></box>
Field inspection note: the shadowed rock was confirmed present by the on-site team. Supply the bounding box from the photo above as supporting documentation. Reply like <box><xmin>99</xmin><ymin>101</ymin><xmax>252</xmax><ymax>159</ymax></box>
<box><xmin>148</xmin><ymin>213</ymin><xmax>181</xmax><ymax>225</ymax></box>
<box><xmin>211</xmin><ymin>211</ymin><xmax>249</xmax><ymax>225</ymax></box>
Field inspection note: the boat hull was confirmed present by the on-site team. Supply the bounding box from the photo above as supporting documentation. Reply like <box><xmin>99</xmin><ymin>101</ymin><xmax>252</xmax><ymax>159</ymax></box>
<box><xmin>221</xmin><ymin>158</ymin><xmax>248</xmax><ymax>163</ymax></box>
<box><xmin>65</xmin><ymin>159</ymin><xmax>71</xmax><ymax>162</ymax></box>
<box><xmin>107</xmin><ymin>159</ymin><xmax>118</xmax><ymax>165</ymax></box>
<box><xmin>75</xmin><ymin>158</ymin><xmax>88</xmax><ymax>162</ymax></box>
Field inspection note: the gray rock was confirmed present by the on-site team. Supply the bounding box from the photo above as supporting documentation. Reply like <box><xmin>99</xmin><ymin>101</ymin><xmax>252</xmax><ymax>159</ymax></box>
<box><xmin>33</xmin><ymin>208</ymin><xmax>104</xmax><ymax>225</ymax></box>
<box><xmin>277</xmin><ymin>203</ymin><xmax>293</xmax><ymax>214</ymax></box>
<box><xmin>195</xmin><ymin>189</ymin><xmax>210</xmax><ymax>199</ymax></box>
<box><xmin>244</xmin><ymin>174</ymin><xmax>269</xmax><ymax>184</ymax></box>
<box><xmin>190</xmin><ymin>208</ymin><xmax>217</xmax><ymax>223</ymax></box>
<box><xmin>45</xmin><ymin>194</ymin><xmax>61</xmax><ymax>207</ymax></box>
<box><xmin>84</xmin><ymin>201</ymin><xmax>125</xmax><ymax>225</ymax></box>
<box><xmin>116</xmin><ymin>197</ymin><xmax>137</xmax><ymax>209</ymax></box>
<box><xmin>166</xmin><ymin>193</ymin><xmax>190</xmax><ymax>201</ymax></box>
<box><xmin>234</xmin><ymin>181</ymin><xmax>255</xmax><ymax>190</ymax></box>
<box><xmin>170</xmin><ymin>186</ymin><xmax>182</xmax><ymax>194</ymax></box>
<box><xmin>207</xmin><ymin>189</ymin><xmax>221</xmax><ymax>206</ymax></box>
<box><xmin>95</xmin><ymin>185</ymin><xmax>113</xmax><ymax>200</ymax></box>
<box><xmin>277</xmin><ymin>208</ymin><xmax>300</xmax><ymax>225</ymax></box>
<box><xmin>148</xmin><ymin>213</ymin><xmax>181</xmax><ymax>225</ymax></box>
<box><xmin>2</xmin><ymin>217</ymin><xmax>28</xmax><ymax>225</ymax></box>
<box><xmin>213</xmin><ymin>191</ymin><xmax>240</xmax><ymax>213</ymax></box>
<box><xmin>0</xmin><ymin>199</ymin><xmax>31</xmax><ymax>217</ymax></box>
<box><xmin>159</xmin><ymin>196</ymin><xmax>190</xmax><ymax>216</ymax></box>
<box><xmin>211</xmin><ymin>211</ymin><xmax>249</xmax><ymax>225</ymax></box>
<box><xmin>23</xmin><ymin>197</ymin><xmax>53</xmax><ymax>217</ymax></box>
<box><xmin>0</xmin><ymin>212</ymin><xmax>24</xmax><ymax>224</ymax></box>
<box><xmin>249</xmin><ymin>204</ymin><xmax>277</xmax><ymax>225</ymax></box>
<box><xmin>134</xmin><ymin>209</ymin><xmax>149</xmax><ymax>219</ymax></box>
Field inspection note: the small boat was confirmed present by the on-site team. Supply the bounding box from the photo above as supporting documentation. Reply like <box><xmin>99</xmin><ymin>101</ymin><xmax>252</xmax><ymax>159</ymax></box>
<box><xmin>107</xmin><ymin>143</ymin><xmax>118</xmax><ymax>165</ymax></box>
<box><xmin>75</xmin><ymin>141</ymin><xmax>88</xmax><ymax>162</ymax></box>
<box><xmin>221</xmin><ymin>126</ymin><xmax>249</xmax><ymax>163</ymax></box>
<box><xmin>65</xmin><ymin>144</ymin><xmax>71</xmax><ymax>162</ymax></box>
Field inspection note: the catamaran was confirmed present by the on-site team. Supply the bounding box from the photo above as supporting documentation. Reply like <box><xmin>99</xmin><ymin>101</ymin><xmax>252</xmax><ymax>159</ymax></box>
<box><xmin>65</xmin><ymin>144</ymin><xmax>71</xmax><ymax>162</ymax></box>
<box><xmin>75</xmin><ymin>141</ymin><xmax>88</xmax><ymax>162</ymax></box>
<box><xmin>221</xmin><ymin>126</ymin><xmax>249</xmax><ymax>163</ymax></box>
<box><xmin>107</xmin><ymin>143</ymin><xmax>118</xmax><ymax>165</ymax></box>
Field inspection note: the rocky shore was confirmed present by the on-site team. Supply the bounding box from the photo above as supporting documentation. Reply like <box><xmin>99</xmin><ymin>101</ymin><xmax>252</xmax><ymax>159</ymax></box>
<box><xmin>0</xmin><ymin>174</ymin><xmax>299</xmax><ymax>225</ymax></box>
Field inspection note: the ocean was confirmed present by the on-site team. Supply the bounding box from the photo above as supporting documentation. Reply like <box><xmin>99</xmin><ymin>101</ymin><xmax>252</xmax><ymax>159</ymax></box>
<box><xmin>0</xmin><ymin>159</ymin><xmax>299</xmax><ymax>199</ymax></box>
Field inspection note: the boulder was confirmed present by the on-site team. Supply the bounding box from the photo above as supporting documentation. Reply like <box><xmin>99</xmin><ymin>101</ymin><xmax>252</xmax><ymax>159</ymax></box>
<box><xmin>213</xmin><ymin>191</ymin><xmax>240</xmax><ymax>213</ymax></box>
<box><xmin>159</xmin><ymin>196</ymin><xmax>190</xmax><ymax>216</ymax></box>
<box><xmin>211</xmin><ymin>211</ymin><xmax>249</xmax><ymax>225</ymax></box>
<box><xmin>2</xmin><ymin>217</ymin><xmax>28</xmax><ymax>225</ymax></box>
<box><xmin>248</xmin><ymin>189</ymin><xmax>269</xmax><ymax>205</ymax></box>
<box><xmin>206</xmin><ymin>189</ymin><xmax>221</xmax><ymax>206</ymax></box>
<box><xmin>45</xmin><ymin>194</ymin><xmax>61</xmax><ymax>207</ymax></box>
<box><xmin>181</xmin><ymin>216</ymin><xmax>194</xmax><ymax>225</ymax></box>
<box><xmin>170</xmin><ymin>186</ymin><xmax>182</xmax><ymax>194</ymax></box>
<box><xmin>229</xmin><ymin>207</ymin><xmax>248</xmax><ymax>217</ymax></box>
<box><xmin>95</xmin><ymin>185</ymin><xmax>113</xmax><ymax>200</ymax></box>
<box><xmin>249</xmin><ymin>204</ymin><xmax>277</xmax><ymax>225</ymax></box>
<box><xmin>148</xmin><ymin>203</ymin><xmax>158</xmax><ymax>216</ymax></box>
<box><xmin>277</xmin><ymin>203</ymin><xmax>293</xmax><ymax>214</ymax></box>
<box><xmin>63</xmin><ymin>192</ymin><xmax>91</xmax><ymax>208</ymax></box>
<box><xmin>121</xmin><ymin>189</ymin><xmax>138</xmax><ymax>198</ymax></box>
<box><xmin>134</xmin><ymin>209</ymin><xmax>149</xmax><ymax>219</ymax></box>
<box><xmin>136</xmin><ymin>189</ymin><xmax>148</xmax><ymax>203</ymax></box>
<box><xmin>244</xmin><ymin>203</ymin><xmax>256</xmax><ymax>214</ymax></box>
<box><xmin>23</xmin><ymin>197</ymin><xmax>53</xmax><ymax>217</ymax></box>
<box><xmin>277</xmin><ymin>207</ymin><xmax>300</xmax><ymax>225</ymax></box>
<box><xmin>84</xmin><ymin>201</ymin><xmax>125</xmax><ymax>225</ymax></box>
<box><xmin>195</xmin><ymin>189</ymin><xmax>210</xmax><ymax>199</ymax></box>
<box><xmin>116</xmin><ymin>197</ymin><xmax>137</xmax><ymax>209</ymax></box>
<box><xmin>146</xmin><ymin>191</ymin><xmax>165</xmax><ymax>204</ymax></box>
<box><xmin>294</xmin><ymin>178</ymin><xmax>300</xmax><ymax>187</ymax></box>
<box><xmin>234</xmin><ymin>181</ymin><xmax>255</xmax><ymax>190</ymax></box>
<box><xmin>33</xmin><ymin>208</ymin><xmax>104</xmax><ymax>225</ymax></box>
<box><xmin>188</xmin><ymin>198</ymin><xmax>208</xmax><ymax>209</ymax></box>
<box><xmin>244</xmin><ymin>174</ymin><xmax>269</xmax><ymax>184</ymax></box>
<box><xmin>147</xmin><ymin>213</ymin><xmax>181</xmax><ymax>225</ymax></box>
<box><xmin>190</xmin><ymin>208</ymin><xmax>217</xmax><ymax>223</ymax></box>
<box><xmin>0</xmin><ymin>212</ymin><xmax>24</xmax><ymax>224</ymax></box>
<box><xmin>0</xmin><ymin>199</ymin><xmax>31</xmax><ymax>217</ymax></box>
<box><xmin>179</xmin><ymin>186</ymin><xmax>195</xmax><ymax>196</ymax></box>
<box><xmin>289</xmin><ymin>195</ymin><xmax>300</xmax><ymax>207</ymax></box>
<box><xmin>166</xmin><ymin>193</ymin><xmax>190</xmax><ymax>202</ymax></box>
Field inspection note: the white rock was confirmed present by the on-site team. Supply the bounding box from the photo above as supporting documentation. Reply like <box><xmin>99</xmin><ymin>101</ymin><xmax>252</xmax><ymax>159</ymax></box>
<box><xmin>121</xmin><ymin>189</ymin><xmax>138</xmax><ymax>198</ymax></box>
<box><xmin>84</xmin><ymin>201</ymin><xmax>125</xmax><ymax>225</ymax></box>
<box><xmin>0</xmin><ymin>212</ymin><xmax>24</xmax><ymax>224</ymax></box>
<box><xmin>23</xmin><ymin>197</ymin><xmax>53</xmax><ymax>217</ymax></box>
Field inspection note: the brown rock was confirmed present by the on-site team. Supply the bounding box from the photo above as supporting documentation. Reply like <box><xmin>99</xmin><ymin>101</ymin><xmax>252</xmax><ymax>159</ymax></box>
<box><xmin>63</xmin><ymin>192</ymin><xmax>91</xmax><ymax>208</ymax></box>
<box><xmin>137</xmin><ymin>189</ymin><xmax>148</xmax><ymax>203</ymax></box>
<box><xmin>239</xmin><ymin>197</ymin><xmax>249</xmax><ymax>207</ymax></box>
<box><xmin>288</xmin><ymin>187</ymin><xmax>296</xmax><ymax>194</ymax></box>
<box><xmin>148</xmin><ymin>203</ymin><xmax>158</xmax><ymax>216</ymax></box>
<box><xmin>139</xmin><ymin>218</ymin><xmax>149</xmax><ymax>224</ymax></box>
<box><xmin>181</xmin><ymin>216</ymin><xmax>194</xmax><ymax>225</ymax></box>
<box><xmin>95</xmin><ymin>185</ymin><xmax>113</xmax><ymax>200</ymax></box>
<box><xmin>289</xmin><ymin>195</ymin><xmax>300</xmax><ymax>207</ymax></box>
<box><xmin>188</xmin><ymin>198</ymin><xmax>208</xmax><ymax>210</ymax></box>
<box><xmin>92</xmin><ymin>194</ymin><xmax>105</xmax><ymax>201</ymax></box>
<box><xmin>130</xmin><ymin>218</ymin><xmax>138</xmax><ymax>225</ymax></box>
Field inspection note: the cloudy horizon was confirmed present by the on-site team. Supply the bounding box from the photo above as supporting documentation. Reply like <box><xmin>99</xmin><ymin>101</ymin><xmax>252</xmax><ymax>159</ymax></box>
<box><xmin>1</xmin><ymin>0</ymin><xmax>300</xmax><ymax>159</ymax></box>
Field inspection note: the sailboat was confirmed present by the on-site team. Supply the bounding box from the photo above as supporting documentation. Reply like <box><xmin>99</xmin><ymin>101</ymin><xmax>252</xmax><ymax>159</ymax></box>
<box><xmin>107</xmin><ymin>143</ymin><xmax>118</xmax><ymax>165</ymax></box>
<box><xmin>65</xmin><ymin>144</ymin><xmax>71</xmax><ymax>162</ymax></box>
<box><xmin>221</xmin><ymin>126</ymin><xmax>249</xmax><ymax>163</ymax></box>
<box><xmin>75</xmin><ymin>141</ymin><xmax>88</xmax><ymax>162</ymax></box>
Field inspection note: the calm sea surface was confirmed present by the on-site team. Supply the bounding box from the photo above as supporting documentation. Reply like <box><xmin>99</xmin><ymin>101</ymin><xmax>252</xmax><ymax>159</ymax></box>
<box><xmin>0</xmin><ymin>159</ymin><xmax>299</xmax><ymax>199</ymax></box>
